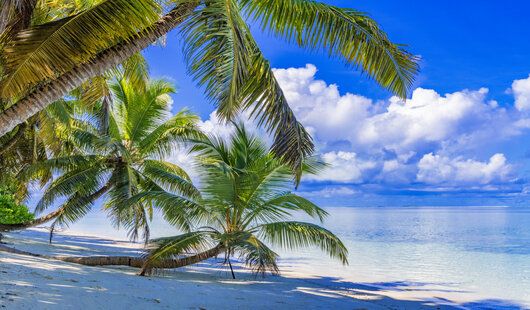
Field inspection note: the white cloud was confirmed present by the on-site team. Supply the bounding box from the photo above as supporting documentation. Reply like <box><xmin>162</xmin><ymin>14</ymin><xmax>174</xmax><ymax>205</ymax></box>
<box><xmin>417</xmin><ymin>153</ymin><xmax>513</xmax><ymax>185</ymax></box>
<box><xmin>198</xmin><ymin>111</ymin><xmax>236</xmax><ymax>140</ymax></box>
<box><xmin>274</xmin><ymin>65</ymin><xmax>509</xmax><ymax>156</ymax></box>
<box><xmin>167</xmin><ymin>65</ymin><xmax>529</xmax><ymax>191</ymax></box>
<box><xmin>299</xmin><ymin>186</ymin><xmax>357</xmax><ymax>198</ymax></box>
<box><xmin>512</xmin><ymin>75</ymin><xmax>530</xmax><ymax>111</ymax></box>
<box><xmin>271</xmin><ymin>64</ymin><xmax>530</xmax><ymax>187</ymax></box>
<box><xmin>357</xmin><ymin>88</ymin><xmax>495</xmax><ymax>154</ymax></box>
<box><xmin>308</xmin><ymin>151</ymin><xmax>377</xmax><ymax>183</ymax></box>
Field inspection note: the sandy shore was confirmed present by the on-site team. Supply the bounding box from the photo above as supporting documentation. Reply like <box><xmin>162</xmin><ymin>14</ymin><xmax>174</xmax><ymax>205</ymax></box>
<box><xmin>0</xmin><ymin>229</ymin><xmax>519</xmax><ymax>309</ymax></box>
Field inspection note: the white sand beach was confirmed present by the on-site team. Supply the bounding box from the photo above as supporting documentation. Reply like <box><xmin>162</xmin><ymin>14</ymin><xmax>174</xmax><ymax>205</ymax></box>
<box><xmin>2</xmin><ymin>228</ymin><xmax>523</xmax><ymax>310</ymax></box>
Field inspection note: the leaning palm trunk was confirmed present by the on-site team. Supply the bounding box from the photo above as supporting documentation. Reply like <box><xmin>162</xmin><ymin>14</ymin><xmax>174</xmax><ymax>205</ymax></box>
<box><xmin>0</xmin><ymin>243</ymin><xmax>224</xmax><ymax>275</ymax></box>
<box><xmin>0</xmin><ymin>2</ymin><xmax>199</xmax><ymax>136</ymax></box>
<box><xmin>139</xmin><ymin>244</ymin><xmax>225</xmax><ymax>276</ymax></box>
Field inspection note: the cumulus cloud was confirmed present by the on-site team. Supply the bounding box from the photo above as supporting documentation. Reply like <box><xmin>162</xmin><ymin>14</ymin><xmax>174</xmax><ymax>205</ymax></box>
<box><xmin>299</xmin><ymin>186</ymin><xmax>357</xmax><ymax>198</ymax></box>
<box><xmin>274</xmin><ymin>64</ymin><xmax>516</xmax><ymax>157</ymax></box>
<box><xmin>308</xmin><ymin>151</ymin><xmax>377</xmax><ymax>183</ymax></box>
<box><xmin>168</xmin><ymin>64</ymin><xmax>529</xmax><ymax>192</ymax></box>
<box><xmin>512</xmin><ymin>75</ymin><xmax>530</xmax><ymax>111</ymax></box>
<box><xmin>417</xmin><ymin>153</ymin><xmax>513</xmax><ymax>185</ymax></box>
<box><xmin>198</xmin><ymin>111</ymin><xmax>237</xmax><ymax>140</ymax></box>
<box><xmin>272</xmin><ymin>64</ymin><xmax>529</xmax><ymax>188</ymax></box>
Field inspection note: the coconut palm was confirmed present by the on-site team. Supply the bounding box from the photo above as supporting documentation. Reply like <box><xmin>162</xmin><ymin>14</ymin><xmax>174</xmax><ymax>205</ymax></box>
<box><xmin>0</xmin><ymin>0</ymin><xmax>153</xmax><ymax>196</ymax></box>
<box><xmin>0</xmin><ymin>0</ymin><xmax>419</xmax><ymax>176</ymax></box>
<box><xmin>0</xmin><ymin>51</ymin><xmax>152</xmax><ymax>235</ymax></box>
<box><xmin>134</xmin><ymin>124</ymin><xmax>347</xmax><ymax>276</ymax></box>
<box><xmin>0</xmin><ymin>99</ymin><xmax>79</xmax><ymax>198</ymax></box>
<box><xmin>17</xmin><ymin>75</ymin><xmax>202</xmax><ymax>242</ymax></box>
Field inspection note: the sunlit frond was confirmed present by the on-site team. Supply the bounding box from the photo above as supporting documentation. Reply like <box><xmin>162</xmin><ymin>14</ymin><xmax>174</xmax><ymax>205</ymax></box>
<box><xmin>142</xmin><ymin>159</ymin><xmax>200</xmax><ymax>198</ymax></box>
<box><xmin>257</xmin><ymin>221</ymin><xmax>348</xmax><ymax>264</ymax></box>
<box><xmin>143</xmin><ymin>230</ymin><xmax>215</xmax><ymax>266</ymax></box>
<box><xmin>241</xmin><ymin>0</ymin><xmax>419</xmax><ymax>98</ymax></box>
<box><xmin>181</xmin><ymin>1</ymin><xmax>314</xmax><ymax>180</ymax></box>
<box><xmin>1</xmin><ymin>0</ymin><xmax>161</xmax><ymax>99</ymax></box>
<box><xmin>139</xmin><ymin>109</ymin><xmax>202</xmax><ymax>159</ymax></box>
<box><xmin>234</xmin><ymin>234</ymin><xmax>279</xmax><ymax>276</ymax></box>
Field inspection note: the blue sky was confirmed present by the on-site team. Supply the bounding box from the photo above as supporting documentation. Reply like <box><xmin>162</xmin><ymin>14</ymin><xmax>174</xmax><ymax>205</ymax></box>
<box><xmin>142</xmin><ymin>1</ymin><xmax>530</xmax><ymax>206</ymax></box>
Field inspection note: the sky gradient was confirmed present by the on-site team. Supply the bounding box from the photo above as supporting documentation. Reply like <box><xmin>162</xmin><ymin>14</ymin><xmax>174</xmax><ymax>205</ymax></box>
<box><xmin>142</xmin><ymin>0</ymin><xmax>530</xmax><ymax>206</ymax></box>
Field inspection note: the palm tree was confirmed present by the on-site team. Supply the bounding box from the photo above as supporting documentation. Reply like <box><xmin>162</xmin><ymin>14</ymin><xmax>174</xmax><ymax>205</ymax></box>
<box><xmin>0</xmin><ymin>52</ymin><xmax>152</xmax><ymax>233</ymax></box>
<box><xmin>0</xmin><ymin>0</ymin><xmax>154</xmax><ymax>196</ymax></box>
<box><xmin>15</xmin><ymin>75</ymin><xmax>202</xmax><ymax>242</ymax></box>
<box><xmin>0</xmin><ymin>0</ymin><xmax>419</xmax><ymax>175</ymax></box>
<box><xmin>0</xmin><ymin>99</ymin><xmax>77</xmax><ymax>199</ymax></box>
<box><xmin>134</xmin><ymin>124</ymin><xmax>348</xmax><ymax>277</ymax></box>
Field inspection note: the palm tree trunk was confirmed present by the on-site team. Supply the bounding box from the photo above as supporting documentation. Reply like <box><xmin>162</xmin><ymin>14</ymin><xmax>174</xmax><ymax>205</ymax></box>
<box><xmin>0</xmin><ymin>1</ymin><xmax>199</xmax><ymax>137</ymax></box>
<box><xmin>0</xmin><ymin>243</ymin><xmax>225</xmax><ymax>275</ymax></box>
<box><xmin>0</xmin><ymin>184</ymin><xmax>109</xmax><ymax>232</ymax></box>
<box><xmin>139</xmin><ymin>244</ymin><xmax>225</xmax><ymax>276</ymax></box>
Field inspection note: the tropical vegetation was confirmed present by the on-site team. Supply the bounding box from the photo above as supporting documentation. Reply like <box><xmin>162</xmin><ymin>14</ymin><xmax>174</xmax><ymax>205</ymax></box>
<box><xmin>0</xmin><ymin>0</ymin><xmax>418</xmax><ymax>277</ymax></box>
<box><xmin>134</xmin><ymin>125</ymin><xmax>347</xmax><ymax>276</ymax></box>
<box><xmin>0</xmin><ymin>185</ymin><xmax>34</xmax><ymax>225</ymax></box>
<box><xmin>18</xmin><ymin>74</ymin><xmax>201</xmax><ymax>243</ymax></box>
<box><xmin>0</xmin><ymin>0</ymin><xmax>419</xmax><ymax>177</ymax></box>
<box><xmin>0</xmin><ymin>185</ymin><xmax>34</xmax><ymax>241</ymax></box>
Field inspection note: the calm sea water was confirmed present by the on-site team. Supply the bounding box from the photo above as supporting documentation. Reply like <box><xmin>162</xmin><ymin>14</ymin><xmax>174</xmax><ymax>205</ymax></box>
<box><xmin>68</xmin><ymin>206</ymin><xmax>530</xmax><ymax>308</ymax></box>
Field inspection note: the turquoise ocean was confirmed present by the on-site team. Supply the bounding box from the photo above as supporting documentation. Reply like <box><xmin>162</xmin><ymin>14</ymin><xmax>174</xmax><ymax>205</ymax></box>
<box><xmin>67</xmin><ymin>205</ymin><xmax>530</xmax><ymax>308</ymax></box>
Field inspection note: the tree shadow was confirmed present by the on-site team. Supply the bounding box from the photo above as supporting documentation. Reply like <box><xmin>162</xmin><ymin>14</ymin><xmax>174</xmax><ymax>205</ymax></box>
<box><xmin>2</xmin><ymin>229</ymin><xmax>143</xmax><ymax>257</ymax></box>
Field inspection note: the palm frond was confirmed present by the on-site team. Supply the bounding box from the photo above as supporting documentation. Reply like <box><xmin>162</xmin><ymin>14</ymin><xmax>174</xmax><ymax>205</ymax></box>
<box><xmin>121</xmin><ymin>52</ymin><xmax>150</xmax><ymax>91</ymax></box>
<box><xmin>233</xmin><ymin>234</ymin><xmax>279</xmax><ymax>276</ymax></box>
<box><xmin>124</xmin><ymin>78</ymin><xmax>175</xmax><ymax>141</ymax></box>
<box><xmin>144</xmin><ymin>230</ymin><xmax>215</xmax><ymax>266</ymax></box>
<box><xmin>124</xmin><ymin>190</ymin><xmax>204</xmax><ymax>231</ymax></box>
<box><xmin>19</xmin><ymin>155</ymin><xmax>101</xmax><ymax>182</ymax></box>
<box><xmin>241</xmin><ymin>0</ymin><xmax>419</xmax><ymax>98</ymax></box>
<box><xmin>181</xmin><ymin>0</ymin><xmax>313</xmax><ymax>181</ymax></box>
<box><xmin>142</xmin><ymin>159</ymin><xmax>200</xmax><ymax>198</ymax></box>
<box><xmin>1</xmin><ymin>0</ymin><xmax>161</xmax><ymax>99</ymax></box>
<box><xmin>35</xmin><ymin>163</ymin><xmax>106</xmax><ymax>213</ymax></box>
<box><xmin>0</xmin><ymin>0</ymin><xmax>36</xmax><ymax>36</ymax></box>
<box><xmin>243</xmin><ymin>192</ymin><xmax>327</xmax><ymax>227</ymax></box>
<box><xmin>47</xmin><ymin>183</ymin><xmax>111</xmax><ymax>230</ymax></box>
<box><xmin>257</xmin><ymin>221</ymin><xmax>348</xmax><ymax>264</ymax></box>
<box><xmin>139</xmin><ymin>109</ymin><xmax>202</xmax><ymax>158</ymax></box>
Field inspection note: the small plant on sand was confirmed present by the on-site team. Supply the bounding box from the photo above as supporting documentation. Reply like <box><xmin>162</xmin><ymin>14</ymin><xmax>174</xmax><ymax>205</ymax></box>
<box><xmin>0</xmin><ymin>186</ymin><xmax>34</xmax><ymax>225</ymax></box>
<box><xmin>0</xmin><ymin>186</ymin><xmax>34</xmax><ymax>241</ymax></box>
<box><xmin>136</xmin><ymin>125</ymin><xmax>348</xmax><ymax>277</ymax></box>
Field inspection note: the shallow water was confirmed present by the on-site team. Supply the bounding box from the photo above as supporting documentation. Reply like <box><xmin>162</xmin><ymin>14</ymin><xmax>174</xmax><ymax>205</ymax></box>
<box><xmin>69</xmin><ymin>206</ymin><xmax>530</xmax><ymax>308</ymax></box>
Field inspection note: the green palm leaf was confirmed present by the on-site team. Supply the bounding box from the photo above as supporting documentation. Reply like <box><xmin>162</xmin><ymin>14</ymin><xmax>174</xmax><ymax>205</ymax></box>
<box><xmin>241</xmin><ymin>0</ymin><xmax>419</xmax><ymax>98</ymax></box>
<box><xmin>139</xmin><ymin>109</ymin><xmax>202</xmax><ymax>158</ymax></box>
<box><xmin>182</xmin><ymin>1</ymin><xmax>313</xmax><ymax>180</ymax></box>
<box><xmin>142</xmin><ymin>159</ymin><xmax>200</xmax><ymax>198</ymax></box>
<box><xmin>1</xmin><ymin>0</ymin><xmax>160</xmax><ymax>99</ymax></box>
<box><xmin>143</xmin><ymin>126</ymin><xmax>346</xmax><ymax>276</ymax></box>
<box><xmin>144</xmin><ymin>230</ymin><xmax>215</xmax><ymax>266</ymax></box>
<box><xmin>257</xmin><ymin>221</ymin><xmax>348</xmax><ymax>264</ymax></box>
<box><xmin>233</xmin><ymin>234</ymin><xmax>279</xmax><ymax>275</ymax></box>
<box><xmin>35</xmin><ymin>163</ymin><xmax>107</xmax><ymax>213</ymax></box>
